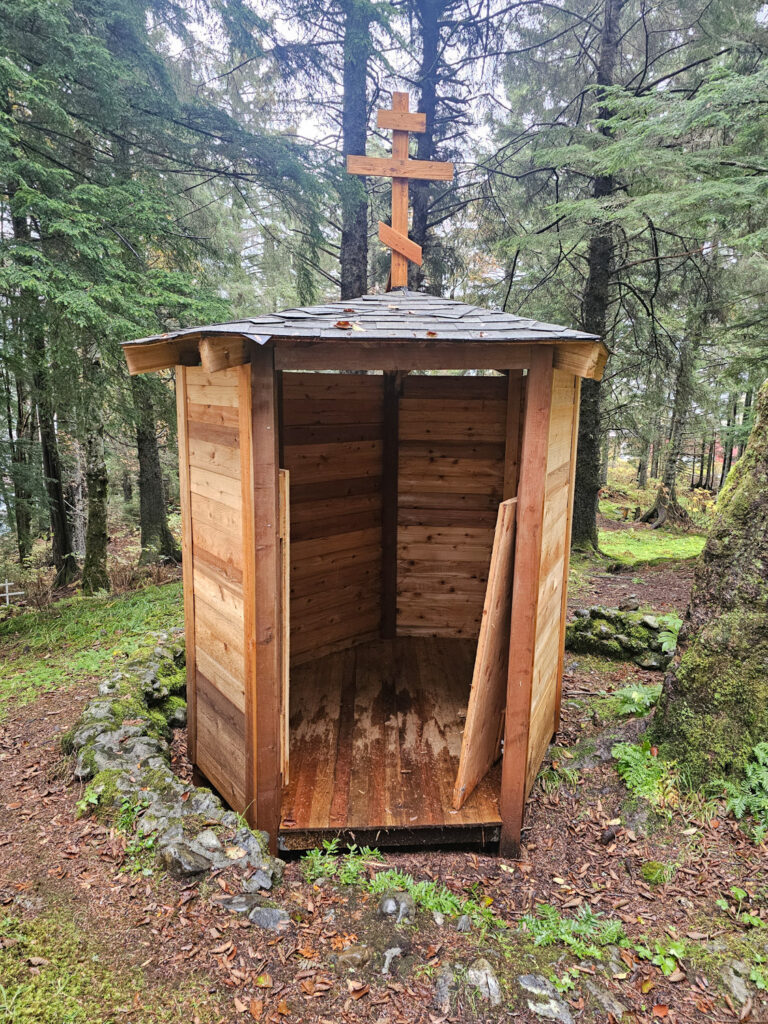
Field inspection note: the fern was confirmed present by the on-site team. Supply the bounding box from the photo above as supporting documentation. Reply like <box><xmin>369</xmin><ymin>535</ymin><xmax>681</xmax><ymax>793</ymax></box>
<box><xmin>719</xmin><ymin>743</ymin><xmax>768</xmax><ymax>843</ymax></box>
<box><xmin>611</xmin><ymin>683</ymin><xmax>663</xmax><ymax>716</ymax></box>
<box><xmin>657</xmin><ymin>613</ymin><xmax>683</xmax><ymax>654</ymax></box>
<box><xmin>612</xmin><ymin>739</ymin><xmax>678</xmax><ymax>810</ymax></box>
<box><xmin>520</xmin><ymin>904</ymin><xmax>627</xmax><ymax>961</ymax></box>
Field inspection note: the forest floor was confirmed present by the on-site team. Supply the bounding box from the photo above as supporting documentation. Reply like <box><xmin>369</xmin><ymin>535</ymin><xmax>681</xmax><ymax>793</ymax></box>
<box><xmin>1</xmin><ymin>504</ymin><xmax>766</xmax><ymax>1023</ymax></box>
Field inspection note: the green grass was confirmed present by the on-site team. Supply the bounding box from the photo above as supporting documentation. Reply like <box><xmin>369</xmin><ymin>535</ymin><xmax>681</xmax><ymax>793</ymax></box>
<box><xmin>0</xmin><ymin>583</ymin><xmax>183</xmax><ymax>720</ymax></box>
<box><xmin>598</xmin><ymin>527</ymin><xmax>705</xmax><ymax>567</ymax></box>
<box><xmin>0</xmin><ymin>912</ymin><xmax>222</xmax><ymax>1023</ymax></box>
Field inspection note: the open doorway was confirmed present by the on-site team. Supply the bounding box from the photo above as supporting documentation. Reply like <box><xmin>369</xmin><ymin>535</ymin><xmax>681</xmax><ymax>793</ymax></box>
<box><xmin>278</xmin><ymin>370</ymin><xmax>523</xmax><ymax>847</ymax></box>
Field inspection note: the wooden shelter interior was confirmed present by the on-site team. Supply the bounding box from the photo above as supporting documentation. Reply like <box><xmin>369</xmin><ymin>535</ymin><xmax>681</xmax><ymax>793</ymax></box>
<box><xmin>279</xmin><ymin>368</ymin><xmax>520</xmax><ymax>847</ymax></box>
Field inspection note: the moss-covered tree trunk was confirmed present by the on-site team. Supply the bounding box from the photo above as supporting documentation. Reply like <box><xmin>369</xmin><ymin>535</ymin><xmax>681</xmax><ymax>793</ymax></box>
<box><xmin>651</xmin><ymin>378</ymin><xmax>768</xmax><ymax>784</ymax></box>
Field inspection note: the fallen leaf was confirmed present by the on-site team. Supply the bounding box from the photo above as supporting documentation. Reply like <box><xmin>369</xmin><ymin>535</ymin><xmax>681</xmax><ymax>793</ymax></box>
<box><xmin>641</xmin><ymin>978</ymin><xmax>655</xmax><ymax>994</ymax></box>
<box><xmin>686</xmin><ymin>931</ymin><xmax>708</xmax><ymax>940</ymax></box>
<box><xmin>276</xmin><ymin>999</ymin><xmax>289</xmax><ymax>1015</ymax></box>
<box><xmin>255</xmin><ymin>974</ymin><xmax>273</xmax><ymax>989</ymax></box>
<box><xmin>225</xmin><ymin>846</ymin><xmax>247</xmax><ymax>860</ymax></box>
<box><xmin>426</xmin><ymin>330</ymin><xmax>437</xmax><ymax>337</ymax></box>
<box><xmin>652</xmin><ymin>1005</ymin><xmax>669</xmax><ymax>1018</ymax></box>
<box><xmin>249</xmin><ymin>998</ymin><xmax>263</xmax><ymax>1020</ymax></box>
<box><xmin>28</xmin><ymin>956</ymin><xmax>49</xmax><ymax>966</ymax></box>
<box><xmin>668</xmin><ymin>969</ymin><xmax>686</xmax><ymax>983</ymax></box>
<box><xmin>347</xmin><ymin>980</ymin><xmax>370</xmax><ymax>1000</ymax></box>
<box><xmin>334</xmin><ymin>320</ymin><xmax>352</xmax><ymax>329</ymax></box>
<box><xmin>234</xmin><ymin>996</ymin><xmax>247</xmax><ymax>1013</ymax></box>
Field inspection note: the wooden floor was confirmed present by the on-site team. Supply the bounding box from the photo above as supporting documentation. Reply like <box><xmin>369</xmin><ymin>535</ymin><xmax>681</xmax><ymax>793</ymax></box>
<box><xmin>279</xmin><ymin>637</ymin><xmax>502</xmax><ymax>850</ymax></box>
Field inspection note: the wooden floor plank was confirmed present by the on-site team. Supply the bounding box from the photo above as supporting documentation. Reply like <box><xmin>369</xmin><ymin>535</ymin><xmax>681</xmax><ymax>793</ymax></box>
<box><xmin>280</xmin><ymin>636</ymin><xmax>502</xmax><ymax>843</ymax></box>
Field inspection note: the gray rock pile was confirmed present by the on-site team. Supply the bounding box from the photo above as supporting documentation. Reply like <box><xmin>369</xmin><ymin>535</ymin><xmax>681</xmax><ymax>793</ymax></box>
<box><xmin>63</xmin><ymin>631</ymin><xmax>284</xmax><ymax>915</ymax></box>
<box><xmin>566</xmin><ymin>607</ymin><xmax>675</xmax><ymax>670</ymax></box>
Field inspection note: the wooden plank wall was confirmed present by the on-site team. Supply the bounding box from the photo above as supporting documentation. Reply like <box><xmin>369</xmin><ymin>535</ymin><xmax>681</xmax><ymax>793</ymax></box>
<box><xmin>281</xmin><ymin>373</ymin><xmax>385</xmax><ymax>664</ymax></box>
<box><xmin>396</xmin><ymin>375</ymin><xmax>508</xmax><ymax>637</ymax></box>
<box><xmin>524</xmin><ymin>368</ymin><xmax>580</xmax><ymax>794</ymax></box>
<box><xmin>181</xmin><ymin>365</ymin><xmax>248</xmax><ymax>812</ymax></box>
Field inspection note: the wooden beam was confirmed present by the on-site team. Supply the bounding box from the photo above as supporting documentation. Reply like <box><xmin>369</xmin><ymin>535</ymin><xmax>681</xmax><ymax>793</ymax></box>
<box><xmin>377</xmin><ymin>109</ymin><xmax>426</xmax><ymax>133</ymax></box>
<box><xmin>346</xmin><ymin>155</ymin><xmax>454</xmax><ymax>181</ymax></box>
<box><xmin>379</xmin><ymin>221</ymin><xmax>423</xmax><ymax>265</ymax></box>
<box><xmin>275</xmin><ymin>342</ymin><xmax>536</xmax><ymax>372</ymax></box>
<box><xmin>279</xmin><ymin>469</ymin><xmax>290</xmax><ymax>787</ymax></box>
<box><xmin>123</xmin><ymin>337</ymin><xmax>200</xmax><ymax>375</ymax></box>
<box><xmin>554</xmin><ymin>375</ymin><xmax>581</xmax><ymax>732</ymax></box>
<box><xmin>503</xmin><ymin>370</ymin><xmax>524</xmax><ymax>500</ymax></box>
<box><xmin>390</xmin><ymin>93</ymin><xmax>410</xmax><ymax>288</ymax></box>
<box><xmin>199</xmin><ymin>335</ymin><xmax>251</xmax><ymax>373</ymax></box>
<box><xmin>242</xmin><ymin>351</ymin><xmax>282</xmax><ymax>851</ymax></box>
<box><xmin>175</xmin><ymin>367</ymin><xmax>197</xmax><ymax>761</ymax></box>
<box><xmin>553</xmin><ymin>341</ymin><xmax>608</xmax><ymax>381</ymax></box>
<box><xmin>500</xmin><ymin>346</ymin><xmax>555</xmax><ymax>858</ymax></box>
<box><xmin>381</xmin><ymin>373</ymin><xmax>401</xmax><ymax>639</ymax></box>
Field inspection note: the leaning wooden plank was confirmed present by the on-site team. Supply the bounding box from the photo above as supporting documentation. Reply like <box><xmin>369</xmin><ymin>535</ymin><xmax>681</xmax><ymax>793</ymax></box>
<box><xmin>199</xmin><ymin>335</ymin><xmax>251</xmax><ymax>373</ymax></box>
<box><xmin>500</xmin><ymin>346</ymin><xmax>554</xmax><ymax>857</ymax></box>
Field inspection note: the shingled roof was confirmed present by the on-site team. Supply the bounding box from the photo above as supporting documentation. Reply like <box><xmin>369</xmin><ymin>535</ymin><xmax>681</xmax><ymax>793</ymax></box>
<box><xmin>123</xmin><ymin>289</ymin><xmax>598</xmax><ymax>348</ymax></box>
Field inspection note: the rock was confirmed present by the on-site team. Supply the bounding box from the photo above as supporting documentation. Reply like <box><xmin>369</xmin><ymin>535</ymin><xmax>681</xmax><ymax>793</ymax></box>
<box><xmin>335</xmin><ymin>943</ymin><xmax>372</xmax><ymax>969</ymax></box>
<box><xmin>518</xmin><ymin>975</ymin><xmax>573</xmax><ymax>1024</ymax></box>
<box><xmin>194</xmin><ymin>829</ymin><xmax>224</xmax><ymax>854</ymax></box>
<box><xmin>242</xmin><ymin>869</ymin><xmax>274</xmax><ymax>892</ymax></box>
<box><xmin>220</xmin><ymin>811</ymin><xmax>239</xmax><ymax>829</ymax></box>
<box><xmin>721</xmin><ymin>964</ymin><xmax>749</xmax><ymax>1005</ymax></box>
<box><xmin>455</xmin><ymin>913</ymin><xmax>471</xmax><ymax>932</ymax></box>
<box><xmin>432</xmin><ymin>911</ymin><xmax>446</xmax><ymax>926</ymax></box>
<box><xmin>382</xmin><ymin>947</ymin><xmax>403</xmax><ymax>975</ymax></box>
<box><xmin>378</xmin><ymin>891</ymin><xmax>415</xmax><ymax>924</ymax></box>
<box><xmin>217</xmin><ymin>894</ymin><xmax>262</xmax><ymax>914</ymax></box>
<box><xmin>248</xmin><ymin>903</ymin><xmax>290</xmax><ymax>932</ymax></box>
<box><xmin>641</xmin><ymin>615</ymin><xmax>659</xmax><ymax>630</ymax></box>
<box><xmin>634</xmin><ymin>652</ymin><xmax>667</xmax><ymax>670</ymax></box>
<box><xmin>585</xmin><ymin>979</ymin><xmax>628</xmax><ymax>1018</ymax></box>
<box><xmin>180</xmin><ymin>788</ymin><xmax>223</xmax><ymax>819</ymax></box>
<box><xmin>433</xmin><ymin>965</ymin><xmax>456</xmax><ymax>1014</ymax></box>
<box><xmin>619</xmin><ymin>597</ymin><xmax>640</xmax><ymax>611</ymax></box>
<box><xmin>159</xmin><ymin>840</ymin><xmax>213</xmax><ymax>878</ymax></box>
<box><xmin>467</xmin><ymin>957</ymin><xmax>502</xmax><ymax>1006</ymax></box>
<box><xmin>167</xmin><ymin>703</ymin><xmax>187</xmax><ymax>728</ymax></box>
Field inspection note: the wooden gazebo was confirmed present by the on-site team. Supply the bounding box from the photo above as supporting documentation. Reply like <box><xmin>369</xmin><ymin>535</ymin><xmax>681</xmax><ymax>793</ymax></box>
<box><xmin>123</xmin><ymin>292</ymin><xmax>605</xmax><ymax>854</ymax></box>
<box><xmin>121</xmin><ymin>93</ymin><xmax>606</xmax><ymax>854</ymax></box>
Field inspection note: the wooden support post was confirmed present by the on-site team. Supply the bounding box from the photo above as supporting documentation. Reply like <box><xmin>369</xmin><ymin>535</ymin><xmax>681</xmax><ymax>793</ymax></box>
<box><xmin>499</xmin><ymin>346</ymin><xmax>555</xmax><ymax>857</ymax></box>
<box><xmin>381</xmin><ymin>372</ymin><xmax>401</xmax><ymax>638</ymax></box>
<box><xmin>175</xmin><ymin>366</ymin><xmax>197</xmax><ymax>760</ymax></box>
<box><xmin>242</xmin><ymin>348</ymin><xmax>282</xmax><ymax>852</ymax></box>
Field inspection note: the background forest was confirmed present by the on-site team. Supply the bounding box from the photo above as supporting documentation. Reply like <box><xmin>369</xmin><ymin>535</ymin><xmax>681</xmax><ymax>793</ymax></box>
<box><xmin>1</xmin><ymin>0</ymin><xmax>767</xmax><ymax>595</ymax></box>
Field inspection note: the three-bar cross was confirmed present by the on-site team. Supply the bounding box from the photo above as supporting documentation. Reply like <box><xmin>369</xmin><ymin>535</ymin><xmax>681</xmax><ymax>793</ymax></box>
<box><xmin>346</xmin><ymin>92</ymin><xmax>454</xmax><ymax>289</ymax></box>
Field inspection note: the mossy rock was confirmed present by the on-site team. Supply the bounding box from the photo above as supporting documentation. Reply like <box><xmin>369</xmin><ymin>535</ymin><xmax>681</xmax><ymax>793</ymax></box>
<box><xmin>651</xmin><ymin>609</ymin><xmax>768</xmax><ymax>784</ymax></box>
<box><xmin>566</xmin><ymin>608</ymin><xmax>671</xmax><ymax>669</ymax></box>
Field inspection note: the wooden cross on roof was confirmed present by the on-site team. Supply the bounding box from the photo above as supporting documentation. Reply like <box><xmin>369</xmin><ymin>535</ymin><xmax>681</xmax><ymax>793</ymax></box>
<box><xmin>347</xmin><ymin>92</ymin><xmax>454</xmax><ymax>289</ymax></box>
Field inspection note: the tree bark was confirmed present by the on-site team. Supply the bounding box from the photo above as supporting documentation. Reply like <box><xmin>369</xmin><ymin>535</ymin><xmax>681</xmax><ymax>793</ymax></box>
<box><xmin>82</xmin><ymin>423</ymin><xmax>110</xmax><ymax>593</ymax></box>
<box><xmin>131</xmin><ymin>376</ymin><xmax>180</xmax><ymax>564</ymax></box>
<box><xmin>339</xmin><ymin>0</ymin><xmax>371</xmax><ymax>300</ymax></box>
<box><xmin>636</xmin><ymin>434</ymin><xmax>649</xmax><ymax>489</ymax></box>
<box><xmin>3</xmin><ymin>376</ymin><xmax>34</xmax><ymax>561</ymax></box>
<box><xmin>651</xmin><ymin>378</ymin><xmax>768</xmax><ymax>784</ymax></box>
<box><xmin>571</xmin><ymin>0</ymin><xmax>625</xmax><ymax>550</ymax></box>
<box><xmin>410</xmin><ymin>0</ymin><xmax>441</xmax><ymax>293</ymax></box>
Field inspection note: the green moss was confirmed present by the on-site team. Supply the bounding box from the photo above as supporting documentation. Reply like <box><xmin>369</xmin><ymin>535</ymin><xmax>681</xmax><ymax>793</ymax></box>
<box><xmin>652</xmin><ymin>610</ymin><xmax>768</xmax><ymax>785</ymax></box>
<box><xmin>0</xmin><ymin>912</ymin><xmax>225</xmax><ymax>1022</ymax></box>
<box><xmin>0</xmin><ymin>583</ymin><xmax>183</xmax><ymax>721</ymax></box>
<box><xmin>640</xmin><ymin>861</ymin><xmax>674</xmax><ymax>886</ymax></box>
<box><xmin>77</xmin><ymin>769</ymin><xmax>128</xmax><ymax>819</ymax></box>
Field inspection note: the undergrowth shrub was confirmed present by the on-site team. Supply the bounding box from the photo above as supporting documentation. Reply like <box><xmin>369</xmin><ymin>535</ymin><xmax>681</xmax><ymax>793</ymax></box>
<box><xmin>718</xmin><ymin>742</ymin><xmax>768</xmax><ymax>843</ymax></box>
<box><xmin>609</xmin><ymin>683</ymin><xmax>663</xmax><ymax>717</ymax></box>
<box><xmin>612</xmin><ymin>739</ymin><xmax>678</xmax><ymax>811</ymax></box>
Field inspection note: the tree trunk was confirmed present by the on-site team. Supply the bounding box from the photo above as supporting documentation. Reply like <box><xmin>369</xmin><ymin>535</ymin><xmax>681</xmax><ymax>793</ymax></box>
<box><xmin>737</xmin><ymin>388</ymin><xmax>753</xmax><ymax>460</ymax></box>
<box><xmin>640</xmin><ymin>336</ymin><xmax>696</xmax><ymax>527</ymax></box>
<box><xmin>651</xmin><ymin>378</ymin><xmax>768</xmax><ymax>784</ymax></box>
<box><xmin>637</xmin><ymin>435</ymin><xmax>649</xmax><ymax>489</ymax></box>
<box><xmin>132</xmin><ymin>376</ymin><xmax>180</xmax><ymax>564</ymax></box>
<box><xmin>718</xmin><ymin>394</ymin><xmax>736</xmax><ymax>490</ymax></box>
<box><xmin>122</xmin><ymin>471</ymin><xmax>133</xmax><ymax>503</ymax></box>
<box><xmin>571</xmin><ymin>0</ymin><xmax>625</xmax><ymax>550</ymax></box>
<box><xmin>82</xmin><ymin>423</ymin><xmax>110</xmax><ymax>593</ymax></box>
<box><xmin>69</xmin><ymin>443</ymin><xmax>87</xmax><ymax>557</ymax></box>
<box><xmin>705</xmin><ymin>436</ymin><xmax>715</xmax><ymax>489</ymax></box>
<box><xmin>410</xmin><ymin>0</ymin><xmax>441</xmax><ymax>293</ymax></box>
<box><xmin>339</xmin><ymin>0</ymin><xmax>371</xmax><ymax>300</ymax></box>
<box><xmin>3</xmin><ymin>377</ymin><xmax>34</xmax><ymax>561</ymax></box>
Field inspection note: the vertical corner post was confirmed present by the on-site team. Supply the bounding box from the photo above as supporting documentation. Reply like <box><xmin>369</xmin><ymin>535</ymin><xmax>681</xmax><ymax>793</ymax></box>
<box><xmin>175</xmin><ymin>365</ymin><xmax>197</xmax><ymax>760</ymax></box>
<box><xmin>554</xmin><ymin>375</ymin><xmax>582</xmax><ymax>731</ymax></box>
<box><xmin>499</xmin><ymin>347</ymin><xmax>555</xmax><ymax>857</ymax></box>
<box><xmin>242</xmin><ymin>347</ymin><xmax>281</xmax><ymax>852</ymax></box>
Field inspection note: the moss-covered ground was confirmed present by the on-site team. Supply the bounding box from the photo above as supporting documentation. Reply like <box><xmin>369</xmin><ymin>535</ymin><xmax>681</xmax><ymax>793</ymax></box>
<box><xmin>0</xmin><ymin>582</ymin><xmax>183</xmax><ymax>720</ymax></box>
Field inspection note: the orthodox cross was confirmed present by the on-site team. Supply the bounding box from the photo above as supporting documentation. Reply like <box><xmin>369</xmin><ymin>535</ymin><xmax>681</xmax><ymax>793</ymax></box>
<box><xmin>346</xmin><ymin>92</ymin><xmax>454</xmax><ymax>289</ymax></box>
